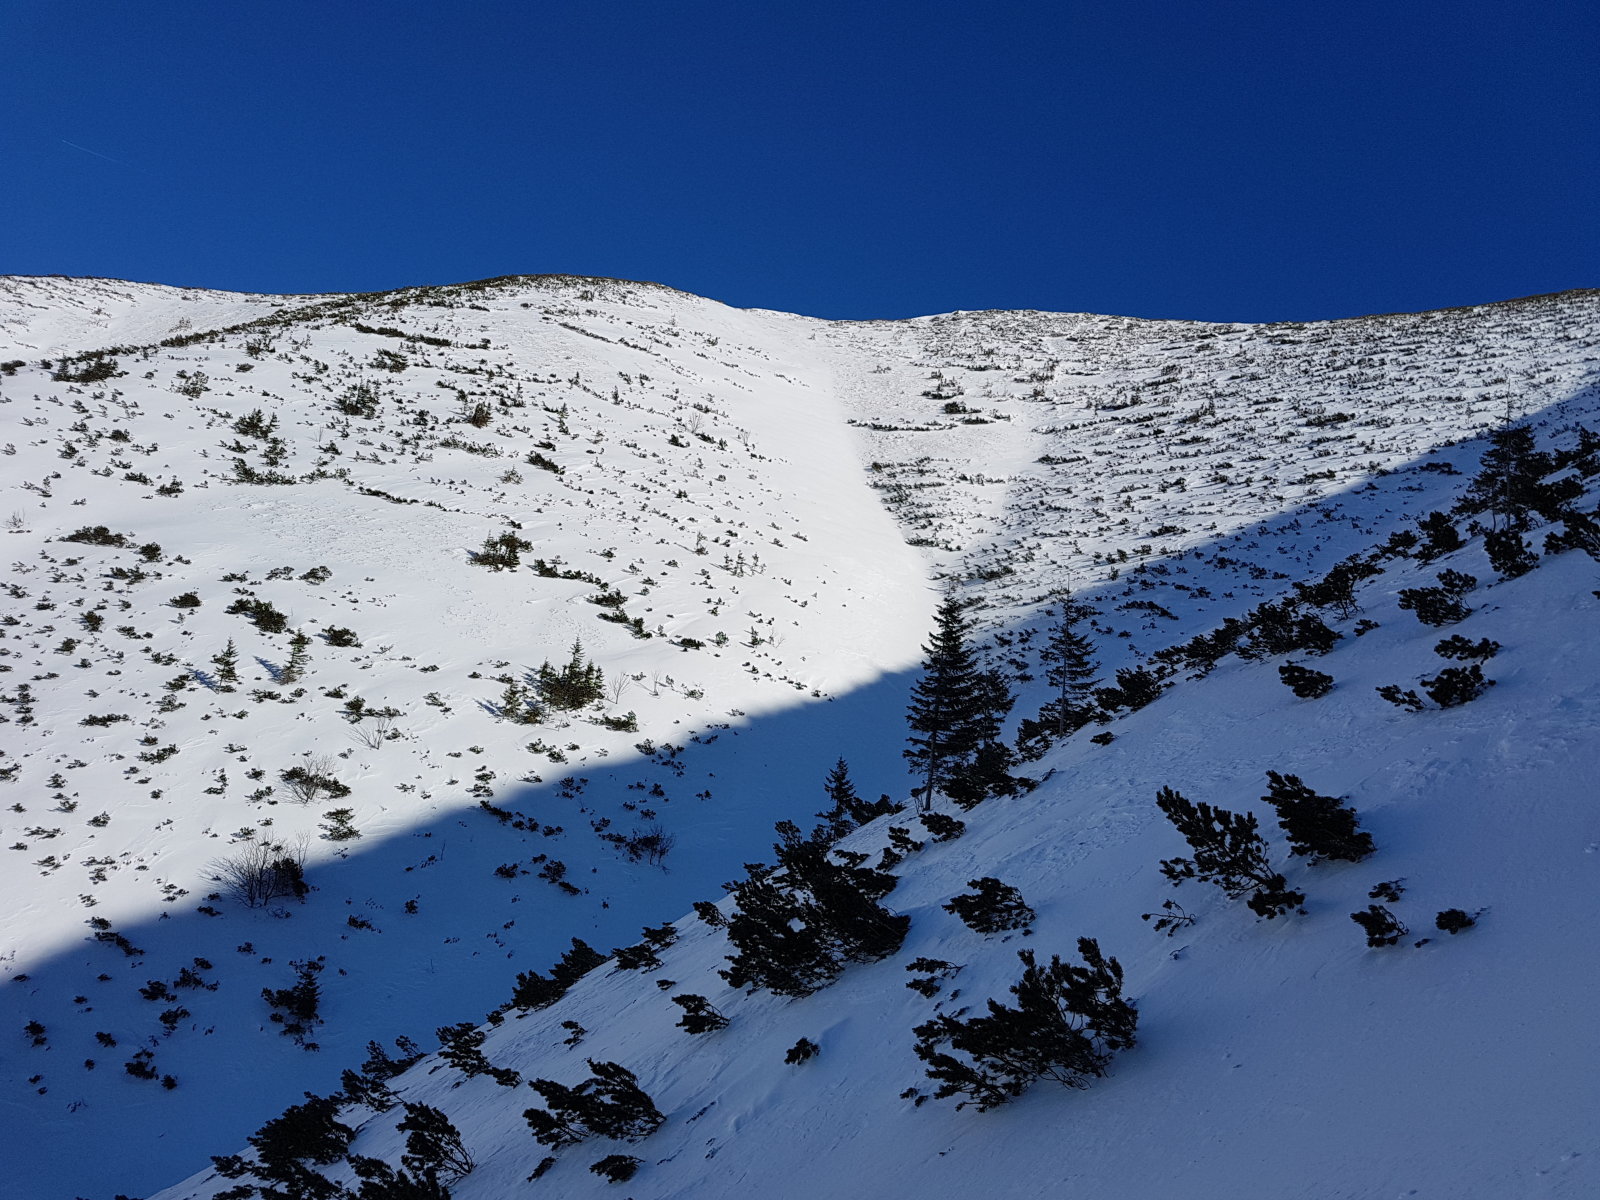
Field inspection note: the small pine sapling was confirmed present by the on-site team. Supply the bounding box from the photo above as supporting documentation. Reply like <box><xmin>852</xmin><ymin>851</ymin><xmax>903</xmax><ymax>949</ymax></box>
<box><xmin>1435</xmin><ymin>908</ymin><xmax>1478</xmax><ymax>935</ymax></box>
<box><xmin>1155</xmin><ymin>787</ymin><xmax>1304</xmax><ymax>918</ymax></box>
<box><xmin>670</xmin><ymin>993</ymin><xmax>729</xmax><ymax>1034</ymax></box>
<box><xmin>1376</xmin><ymin>684</ymin><xmax>1426</xmax><ymax>712</ymax></box>
<box><xmin>1278</xmin><ymin>662</ymin><xmax>1334</xmax><ymax>699</ymax></box>
<box><xmin>590</xmin><ymin>1154</ymin><xmax>642</xmax><ymax>1183</ymax></box>
<box><xmin>1261</xmin><ymin>771</ymin><xmax>1374</xmax><ymax>863</ymax></box>
<box><xmin>1420</xmin><ymin>664</ymin><xmax>1494</xmax><ymax>708</ymax></box>
<box><xmin>785</xmin><ymin>1037</ymin><xmax>820</xmax><ymax>1064</ymax></box>
<box><xmin>943</xmin><ymin>877</ymin><xmax>1036</xmax><ymax>934</ymax></box>
<box><xmin>1139</xmin><ymin>898</ymin><xmax>1195</xmax><ymax>936</ymax></box>
<box><xmin>1351</xmin><ymin>904</ymin><xmax>1408</xmax><ymax>947</ymax></box>
<box><xmin>1434</xmin><ymin>635</ymin><xmax>1500</xmax><ymax>661</ymax></box>
<box><xmin>280</xmin><ymin>630</ymin><xmax>312</xmax><ymax>684</ymax></box>
<box><xmin>912</xmin><ymin>941</ymin><xmax>1137</xmax><ymax>1110</ymax></box>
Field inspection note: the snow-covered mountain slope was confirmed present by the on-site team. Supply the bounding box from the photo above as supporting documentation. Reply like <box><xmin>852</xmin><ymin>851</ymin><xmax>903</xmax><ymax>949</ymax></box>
<box><xmin>1</xmin><ymin>275</ymin><xmax>1596</xmax><ymax>1200</ymax></box>
<box><xmin>0</xmin><ymin>276</ymin><xmax>322</xmax><ymax>362</ymax></box>
<box><xmin>166</xmin><ymin>517</ymin><xmax>1600</xmax><ymax>1200</ymax></box>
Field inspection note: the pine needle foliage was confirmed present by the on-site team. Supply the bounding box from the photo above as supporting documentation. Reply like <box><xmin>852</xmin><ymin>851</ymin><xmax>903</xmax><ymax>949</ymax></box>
<box><xmin>1260</xmin><ymin>771</ymin><xmax>1374</xmax><ymax>863</ymax></box>
<box><xmin>720</xmin><ymin>822</ymin><xmax>908</xmax><ymax>997</ymax></box>
<box><xmin>1155</xmin><ymin>787</ymin><xmax>1304</xmax><ymax>918</ymax></box>
<box><xmin>913</xmin><ymin>941</ymin><xmax>1137</xmax><ymax>1110</ymax></box>
<box><xmin>522</xmin><ymin>1060</ymin><xmax>664</xmax><ymax>1148</ymax></box>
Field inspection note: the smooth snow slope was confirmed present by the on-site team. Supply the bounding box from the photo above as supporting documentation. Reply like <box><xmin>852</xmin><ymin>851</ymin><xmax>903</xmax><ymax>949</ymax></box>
<box><xmin>1</xmin><ymin>275</ymin><xmax>1596</xmax><ymax>1199</ymax></box>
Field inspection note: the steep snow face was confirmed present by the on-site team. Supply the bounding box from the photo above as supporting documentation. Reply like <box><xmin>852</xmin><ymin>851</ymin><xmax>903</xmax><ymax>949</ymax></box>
<box><xmin>2</xmin><ymin>276</ymin><xmax>1597</xmax><ymax>1200</ymax></box>
<box><xmin>165</xmin><ymin>536</ymin><xmax>1600</xmax><ymax>1200</ymax></box>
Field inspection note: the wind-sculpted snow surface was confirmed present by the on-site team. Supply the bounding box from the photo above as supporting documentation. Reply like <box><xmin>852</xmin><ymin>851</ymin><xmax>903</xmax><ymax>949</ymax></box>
<box><xmin>1</xmin><ymin>275</ymin><xmax>1596</xmax><ymax>1199</ymax></box>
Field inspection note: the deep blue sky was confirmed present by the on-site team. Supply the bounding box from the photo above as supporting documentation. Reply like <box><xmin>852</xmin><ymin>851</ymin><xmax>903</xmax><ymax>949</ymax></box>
<box><xmin>4</xmin><ymin>2</ymin><xmax>1596</xmax><ymax>322</ymax></box>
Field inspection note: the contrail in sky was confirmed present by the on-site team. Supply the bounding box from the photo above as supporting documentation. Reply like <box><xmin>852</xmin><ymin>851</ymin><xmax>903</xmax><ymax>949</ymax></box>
<box><xmin>60</xmin><ymin>139</ymin><xmax>130</xmax><ymax>166</ymax></box>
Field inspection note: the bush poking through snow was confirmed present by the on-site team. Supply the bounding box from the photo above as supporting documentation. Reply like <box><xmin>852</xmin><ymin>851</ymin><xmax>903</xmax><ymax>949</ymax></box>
<box><xmin>1278</xmin><ymin>662</ymin><xmax>1334</xmax><ymax>699</ymax></box>
<box><xmin>522</xmin><ymin>1060</ymin><xmax>664</xmax><ymax>1148</ymax></box>
<box><xmin>396</xmin><ymin>1101</ymin><xmax>476</xmax><ymax>1185</ymax></box>
<box><xmin>611</xmin><ymin>924</ymin><xmax>678</xmax><ymax>971</ymax></box>
<box><xmin>785</xmin><ymin>1037</ymin><xmax>820</xmax><ymax>1064</ymax></box>
<box><xmin>348</xmin><ymin>1155</ymin><xmax>452</xmax><ymax>1198</ymax></box>
<box><xmin>1261</xmin><ymin>771</ymin><xmax>1375</xmax><ymax>863</ymax></box>
<box><xmin>670</xmin><ymin>993</ymin><xmax>730</xmax><ymax>1035</ymax></box>
<box><xmin>1435</xmin><ymin>908</ymin><xmax>1478</xmax><ymax>935</ymax></box>
<box><xmin>1140</xmin><ymin>898</ymin><xmax>1196</xmax><ymax>936</ymax></box>
<box><xmin>943</xmin><ymin>877</ymin><xmax>1036</xmax><ymax>934</ymax></box>
<box><xmin>261</xmin><ymin>957</ymin><xmax>326</xmax><ymax>1040</ymax></box>
<box><xmin>1155</xmin><ymin>787</ymin><xmax>1304</xmax><ymax>918</ymax></box>
<box><xmin>918</xmin><ymin>811</ymin><xmax>967</xmax><ymax>842</ymax></box>
<box><xmin>210</xmin><ymin>1093</ymin><xmax>353</xmax><ymax>1196</ymax></box>
<box><xmin>507</xmin><ymin>939</ymin><xmax>607</xmax><ymax>1011</ymax></box>
<box><xmin>912</xmin><ymin>941</ymin><xmax>1138</xmax><ymax>1110</ymax></box>
<box><xmin>1376</xmin><ymin>685</ymin><xmax>1426</xmax><ymax>712</ymax></box>
<box><xmin>1433</xmin><ymin>635</ymin><xmax>1499</xmax><ymax>662</ymax></box>
<box><xmin>590</xmin><ymin>1154</ymin><xmax>642</xmax><ymax>1184</ymax></box>
<box><xmin>211</xmin><ymin>838</ymin><xmax>309</xmax><ymax>908</ymax></box>
<box><xmin>1484</xmin><ymin>528</ymin><xmax>1539</xmax><ymax>579</ymax></box>
<box><xmin>720</xmin><ymin>821</ymin><xmax>908</xmax><ymax>997</ymax></box>
<box><xmin>1420</xmin><ymin>664</ymin><xmax>1495</xmax><ymax>708</ymax></box>
<box><xmin>1396</xmin><ymin>586</ymin><xmax>1471</xmax><ymax>628</ymax></box>
<box><xmin>435</xmin><ymin>1022</ymin><xmax>521</xmax><ymax>1086</ymax></box>
<box><xmin>1351</xmin><ymin>905</ymin><xmax>1408</xmax><ymax>947</ymax></box>
<box><xmin>280</xmin><ymin>758</ymin><xmax>350</xmax><ymax>804</ymax></box>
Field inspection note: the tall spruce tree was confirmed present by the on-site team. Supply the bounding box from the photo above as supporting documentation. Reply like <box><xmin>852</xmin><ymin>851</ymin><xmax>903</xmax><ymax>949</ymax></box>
<box><xmin>1016</xmin><ymin>596</ymin><xmax>1099</xmax><ymax>759</ymax></box>
<box><xmin>1458</xmin><ymin>423</ymin><xmax>1555</xmax><ymax>531</ymax></box>
<box><xmin>905</xmin><ymin>593</ymin><xmax>987</xmax><ymax>811</ymax></box>
<box><xmin>815</xmin><ymin>757</ymin><xmax>897</xmax><ymax>839</ymax></box>
<box><xmin>945</xmin><ymin>664</ymin><xmax>1024</xmax><ymax>809</ymax></box>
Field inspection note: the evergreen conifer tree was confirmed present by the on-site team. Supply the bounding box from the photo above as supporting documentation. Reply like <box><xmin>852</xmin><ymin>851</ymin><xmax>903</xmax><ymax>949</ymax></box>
<box><xmin>945</xmin><ymin>665</ymin><xmax>1025</xmax><ymax>810</ymax></box>
<box><xmin>943</xmin><ymin>877</ymin><xmax>1036</xmax><ymax>934</ymax></box>
<box><xmin>1415</xmin><ymin>511</ymin><xmax>1465</xmax><ymax>562</ymax></box>
<box><xmin>537</xmin><ymin>641</ymin><xmax>604</xmax><ymax>710</ymax></box>
<box><xmin>720</xmin><ymin>822</ymin><xmax>908</xmax><ymax>996</ymax></box>
<box><xmin>212</xmin><ymin>638</ymin><xmax>240</xmax><ymax>687</ymax></box>
<box><xmin>905</xmin><ymin>593</ymin><xmax>986</xmax><ymax>810</ymax></box>
<box><xmin>814</xmin><ymin>757</ymin><xmax>897</xmax><ymax>838</ymax></box>
<box><xmin>280</xmin><ymin>630</ymin><xmax>312</xmax><ymax>684</ymax></box>
<box><xmin>396</xmin><ymin>1102</ymin><xmax>475</xmax><ymax>1185</ymax></box>
<box><xmin>1155</xmin><ymin>787</ymin><xmax>1303</xmax><ymax>918</ymax></box>
<box><xmin>1458</xmin><ymin>423</ymin><xmax>1555</xmax><ymax>531</ymax></box>
<box><xmin>913</xmin><ymin>941</ymin><xmax>1137</xmax><ymax>1110</ymax></box>
<box><xmin>1017</xmin><ymin>597</ymin><xmax>1099</xmax><ymax>758</ymax></box>
<box><xmin>1261</xmin><ymin>771</ymin><xmax>1374</xmax><ymax>862</ymax></box>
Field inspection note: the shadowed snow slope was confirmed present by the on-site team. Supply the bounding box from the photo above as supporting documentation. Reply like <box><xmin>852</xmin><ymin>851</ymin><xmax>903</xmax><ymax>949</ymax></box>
<box><xmin>1</xmin><ymin>275</ymin><xmax>1596</xmax><ymax>1199</ymax></box>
